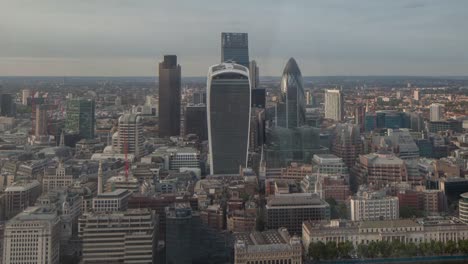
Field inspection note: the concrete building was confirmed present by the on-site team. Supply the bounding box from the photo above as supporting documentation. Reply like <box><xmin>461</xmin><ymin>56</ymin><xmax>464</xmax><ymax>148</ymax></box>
<box><xmin>22</xmin><ymin>89</ymin><xmax>30</xmax><ymax>105</ymax></box>
<box><xmin>350</xmin><ymin>189</ymin><xmax>399</xmax><ymax>221</ymax></box>
<box><xmin>312</xmin><ymin>154</ymin><xmax>348</xmax><ymax>175</ymax></box>
<box><xmin>266</xmin><ymin>193</ymin><xmax>330</xmax><ymax>234</ymax></box>
<box><xmin>5</xmin><ymin>180</ymin><xmax>41</xmax><ymax>219</ymax></box>
<box><xmin>42</xmin><ymin>161</ymin><xmax>73</xmax><ymax>193</ymax></box>
<box><xmin>324</xmin><ymin>89</ymin><xmax>344</xmax><ymax>121</ymax></box>
<box><xmin>151</xmin><ymin>146</ymin><xmax>200</xmax><ymax>171</ymax></box>
<box><xmin>3</xmin><ymin>207</ymin><xmax>60</xmax><ymax>264</ymax></box>
<box><xmin>353</xmin><ymin>151</ymin><xmax>409</xmax><ymax>187</ymax></box>
<box><xmin>113</xmin><ymin>113</ymin><xmax>144</xmax><ymax>157</ymax></box>
<box><xmin>303</xmin><ymin>217</ymin><xmax>468</xmax><ymax>254</ymax></box>
<box><xmin>331</xmin><ymin>124</ymin><xmax>363</xmax><ymax>169</ymax></box>
<box><xmin>430</xmin><ymin>103</ymin><xmax>444</xmax><ymax>122</ymax></box>
<box><xmin>79</xmin><ymin>209</ymin><xmax>158</xmax><ymax>264</ymax></box>
<box><xmin>92</xmin><ymin>189</ymin><xmax>132</xmax><ymax>212</ymax></box>
<box><xmin>234</xmin><ymin>228</ymin><xmax>302</xmax><ymax>264</ymax></box>
<box><xmin>459</xmin><ymin>192</ymin><xmax>468</xmax><ymax>224</ymax></box>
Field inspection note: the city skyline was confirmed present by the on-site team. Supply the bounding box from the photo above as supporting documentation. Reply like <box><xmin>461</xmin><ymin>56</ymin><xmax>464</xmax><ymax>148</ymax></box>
<box><xmin>2</xmin><ymin>0</ymin><xmax>468</xmax><ymax>76</ymax></box>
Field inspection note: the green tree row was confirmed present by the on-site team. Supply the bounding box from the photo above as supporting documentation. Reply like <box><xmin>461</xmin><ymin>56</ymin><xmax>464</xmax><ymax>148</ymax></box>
<box><xmin>308</xmin><ymin>239</ymin><xmax>468</xmax><ymax>261</ymax></box>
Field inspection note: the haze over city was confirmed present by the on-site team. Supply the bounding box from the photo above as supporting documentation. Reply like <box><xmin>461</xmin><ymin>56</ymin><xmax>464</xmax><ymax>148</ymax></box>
<box><xmin>2</xmin><ymin>0</ymin><xmax>468</xmax><ymax>76</ymax></box>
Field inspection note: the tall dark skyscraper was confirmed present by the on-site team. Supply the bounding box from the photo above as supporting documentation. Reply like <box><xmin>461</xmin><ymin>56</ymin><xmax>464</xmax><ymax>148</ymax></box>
<box><xmin>277</xmin><ymin>58</ymin><xmax>305</xmax><ymax>128</ymax></box>
<box><xmin>158</xmin><ymin>55</ymin><xmax>181</xmax><ymax>137</ymax></box>
<box><xmin>207</xmin><ymin>63</ymin><xmax>251</xmax><ymax>174</ymax></box>
<box><xmin>221</xmin><ymin>32</ymin><xmax>249</xmax><ymax>68</ymax></box>
<box><xmin>0</xmin><ymin>94</ymin><xmax>15</xmax><ymax>117</ymax></box>
<box><xmin>185</xmin><ymin>104</ymin><xmax>208</xmax><ymax>141</ymax></box>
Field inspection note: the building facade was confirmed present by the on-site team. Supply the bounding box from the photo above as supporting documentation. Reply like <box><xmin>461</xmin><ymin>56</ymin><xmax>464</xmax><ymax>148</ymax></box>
<box><xmin>234</xmin><ymin>228</ymin><xmax>302</xmax><ymax>264</ymax></box>
<box><xmin>3</xmin><ymin>207</ymin><xmax>60</xmax><ymax>264</ymax></box>
<box><xmin>158</xmin><ymin>55</ymin><xmax>181</xmax><ymax>137</ymax></box>
<box><xmin>266</xmin><ymin>193</ymin><xmax>330</xmax><ymax>234</ymax></box>
<box><xmin>207</xmin><ymin>62</ymin><xmax>251</xmax><ymax>174</ymax></box>
<box><xmin>221</xmin><ymin>32</ymin><xmax>249</xmax><ymax>67</ymax></box>
<box><xmin>324</xmin><ymin>89</ymin><xmax>344</xmax><ymax>121</ymax></box>
<box><xmin>430</xmin><ymin>103</ymin><xmax>444</xmax><ymax>122</ymax></box>
<box><xmin>65</xmin><ymin>98</ymin><xmax>95</xmax><ymax>139</ymax></box>
<box><xmin>350</xmin><ymin>190</ymin><xmax>399</xmax><ymax>221</ymax></box>
<box><xmin>113</xmin><ymin>113</ymin><xmax>144</xmax><ymax>157</ymax></box>
<box><xmin>79</xmin><ymin>209</ymin><xmax>157</xmax><ymax>264</ymax></box>
<box><xmin>42</xmin><ymin>162</ymin><xmax>73</xmax><ymax>193</ymax></box>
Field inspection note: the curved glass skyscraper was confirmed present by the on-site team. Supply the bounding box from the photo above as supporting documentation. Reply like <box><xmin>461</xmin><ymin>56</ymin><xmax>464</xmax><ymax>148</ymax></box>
<box><xmin>207</xmin><ymin>63</ymin><xmax>251</xmax><ymax>174</ymax></box>
<box><xmin>278</xmin><ymin>57</ymin><xmax>305</xmax><ymax>128</ymax></box>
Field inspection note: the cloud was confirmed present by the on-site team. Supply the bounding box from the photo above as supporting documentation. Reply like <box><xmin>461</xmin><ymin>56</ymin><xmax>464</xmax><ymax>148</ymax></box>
<box><xmin>403</xmin><ymin>2</ymin><xmax>427</xmax><ymax>9</ymax></box>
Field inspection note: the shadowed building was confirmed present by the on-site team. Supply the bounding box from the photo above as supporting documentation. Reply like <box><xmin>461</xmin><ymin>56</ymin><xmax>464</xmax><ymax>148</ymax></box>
<box><xmin>207</xmin><ymin>62</ymin><xmax>251</xmax><ymax>174</ymax></box>
<box><xmin>158</xmin><ymin>55</ymin><xmax>181</xmax><ymax>137</ymax></box>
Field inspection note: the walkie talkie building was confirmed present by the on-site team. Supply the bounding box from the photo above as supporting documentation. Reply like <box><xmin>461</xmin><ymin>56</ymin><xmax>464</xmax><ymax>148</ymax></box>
<box><xmin>207</xmin><ymin>62</ymin><xmax>251</xmax><ymax>175</ymax></box>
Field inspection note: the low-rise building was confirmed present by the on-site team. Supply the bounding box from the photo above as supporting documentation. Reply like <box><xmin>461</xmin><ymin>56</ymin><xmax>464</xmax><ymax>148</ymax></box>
<box><xmin>350</xmin><ymin>188</ymin><xmax>399</xmax><ymax>221</ymax></box>
<box><xmin>5</xmin><ymin>180</ymin><xmax>41</xmax><ymax>219</ymax></box>
<box><xmin>266</xmin><ymin>193</ymin><xmax>330</xmax><ymax>234</ymax></box>
<box><xmin>92</xmin><ymin>189</ymin><xmax>132</xmax><ymax>212</ymax></box>
<box><xmin>234</xmin><ymin>228</ymin><xmax>302</xmax><ymax>264</ymax></box>
<box><xmin>303</xmin><ymin>217</ymin><xmax>468</xmax><ymax>255</ymax></box>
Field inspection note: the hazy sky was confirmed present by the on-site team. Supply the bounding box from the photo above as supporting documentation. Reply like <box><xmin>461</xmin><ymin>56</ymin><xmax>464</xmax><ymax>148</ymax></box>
<box><xmin>1</xmin><ymin>0</ymin><xmax>468</xmax><ymax>76</ymax></box>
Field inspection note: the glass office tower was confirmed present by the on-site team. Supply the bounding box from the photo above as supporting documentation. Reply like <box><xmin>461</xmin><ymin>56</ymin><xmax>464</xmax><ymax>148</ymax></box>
<box><xmin>278</xmin><ymin>57</ymin><xmax>305</xmax><ymax>128</ymax></box>
<box><xmin>221</xmin><ymin>32</ymin><xmax>249</xmax><ymax>68</ymax></box>
<box><xmin>207</xmin><ymin>62</ymin><xmax>251</xmax><ymax>174</ymax></box>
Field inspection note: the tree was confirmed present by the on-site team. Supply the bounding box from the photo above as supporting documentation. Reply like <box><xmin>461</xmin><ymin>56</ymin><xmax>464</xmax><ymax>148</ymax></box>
<box><xmin>445</xmin><ymin>240</ymin><xmax>457</xmax><ymax>255</ymax></box>
<box><xmin>337</xmin><ymin>241</ymin><xmax>353</xmax><ymax>259</ymax></box>
<box><xmin>399</xmin><ymin>206</ymin><xmax>424</xmax><ymax>218</ymax></box>
<box><xmin>325</xmin><ymin>241</ymin><xmax>338</xmax><ymax>259</ymax></box>
<box><xmin>459</xmin><ymin>240</ymin><xmax>468</xmax><ymax>254</ymax></box>
<box><xmin>357</xmin><ymin>243</ymin><xmax>368</xmax><ymax>258</ymax></box>
<box><xmin>308</xmin><ymin>241</ymin><xmax>326</xmax><ymax>261</ymax></box>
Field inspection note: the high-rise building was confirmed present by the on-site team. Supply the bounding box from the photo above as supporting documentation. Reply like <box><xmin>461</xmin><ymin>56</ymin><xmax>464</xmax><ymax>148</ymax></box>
<box><xmin>184</xmin><ymin>104</ymin><xmax>208</xmax><ymax>140</ymax></box>
<box><xmin>158</xmin><ymin>55</ymin><xmax>181</xmax><ymax>137</ymax></box>
<box><xmin>3</xmin><ymin>207</ymin><xmax>60</xmax><ymax>264</ymax></box>
<box><xmin>249</xmin><ymin>60</ymin><xmax>259</xmax><ymax>89</ymax></box>
<box><xmin>221</xmin><ymin>32</ymin><xmax>249</xmax><ymax>67</ymax></box>
<box><xmin>79</xmin><ymin>209</ymin><xmax>158</xmax><ymax>264</ymax></box>
<box><xmin>430</xmin><ymin>103</ymin><xmax>444</xmax><ymax>122</ymax></box>
<box><xmin>331</xmin><ymin>124</ymin><xmax>363</xmax><ymax>169</ymax></box>
<box><xmin>459</xmin><ymin>192</ymin><xmax>468</xmax><ymax>224</ymax></box>
<box><xmin>0</xmin><ymin>94</ymin><xmax>15</xmax><ymax>117</ymax></box>
<box><xmin>22</xmin><ymin>89</ymin><xmax>30</xmax><ymax>105</ymax></box>
<box><xmin>277</xmin><ymin>58</ymin><xmax>305</xmax><ymax>128</ymax></box>
<box><xmin>207</xmin><ymin>62</ymin><xmax>251</xmax><ymax>174</ymax></box>
<box><xmin>113</xmin><ymin>113</ymin><xmax>144</xmax><ymax>157</ymax></box>
<box><xmin>324</xmin><ymin>89</ymin><xmax>344</xmax><ymax>121</ymax></box>
<box><xmin>65</xmin><ymin>98</ymin><xmax>95</xmax><ymax>139</ymax></box>
<box><xmin>192</xmin><ymin>91</ymin><xmax>206</xmax><ymax>104</ymax></box>
<box><xmin>413</xmin><ymin>89</ymin><xmax>420</xmax><ymax>101</ymax></box>
<box><xmin>355</xmin><ymin>104</ymin><xmax>366</xmax><ymax>132</ymax></box>
<box><xmin>35</xmin><ymin>104</ymin><xmax>48</xmax><ymax>138</ymax></box>
<box><xmin>166</xmin><ymin>203</ymin><xmax>193</xmax><ymax>264</ymax></box>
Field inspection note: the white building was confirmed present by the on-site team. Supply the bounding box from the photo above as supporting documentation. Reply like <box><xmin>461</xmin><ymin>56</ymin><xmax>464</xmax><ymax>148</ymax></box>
<box><xmin>151</xmin><ymin>146</ymin><xmax>200</xmax><ymax>171</ymax></box>
<box><xmin>79</xmin><ymin>209</ymin><xmax>158</xmax><ymax>264</ymax></box>
<box><xmin>303</xmin><ymin>217</ymin><xmax>468</xmax><ymax>254</ymax></box>
<box><xmin>350</xmin><ymin>189</ymin><xmax>399</xmax><ymax>221</ymax></box>
<box><xmin>430</xmin><ymin>103</ymin><xmax>444</xmax><ymax>122</ymax></box>
<box><xmin>324</xmin><ymin>89</ymin><xmax>343</xmax><ymax>121</ymax></box>
<box><xmin>312</xmin><ymin>154</ymin><xmax>348</xmax><ymax>174</ymax></box>
<box><xmin>3</xmin><ymin>207</ymin><xmax>60</xmax><ymax>264</ymax></box>
<box><xmin>112</xmin><ymin>113</ymin><xmax>144</xmax><ymax>157</ymax></box>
